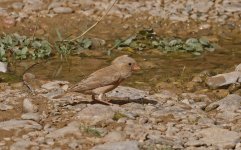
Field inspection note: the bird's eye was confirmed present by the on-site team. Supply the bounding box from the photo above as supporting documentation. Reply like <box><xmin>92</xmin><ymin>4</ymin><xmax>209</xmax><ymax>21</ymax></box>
<box><xmin>128</xmin><ymin>63</ymin><xmax>132</xmax><ymax>66</ymax></box>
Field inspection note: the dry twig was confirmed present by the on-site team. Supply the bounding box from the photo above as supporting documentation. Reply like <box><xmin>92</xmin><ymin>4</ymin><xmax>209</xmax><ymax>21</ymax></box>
<box><xmin>70</xmin><ymin>0</ymin><xmax>119</xmax><ymax>41</ymax></box>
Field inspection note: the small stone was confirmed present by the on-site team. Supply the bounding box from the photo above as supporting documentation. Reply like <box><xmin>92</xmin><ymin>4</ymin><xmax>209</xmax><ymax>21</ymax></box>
<box><xmin>199</xmin><ymin>24</ymin><xmax>211</xmax><ymax>30</ymax></box>
<box><xmin>68</xmin><ymin>141</ymin><xmax>80</xmax><ymax>149</ymax></box>
<box><xmin>0</xmin><ymin>119</ymin><xmax>42</xmax><ymax>130</ymax></box>
<box><xmin>123</xmin><ymin>24</ymin><xmax>129</xmax><ymax>29</ymax></box>
<box><xmin>21</xmin><ymin>113</ymin><xmax>41</xmax><ymax>122</ymax></box>
<box><xmin>11</xmin><ymin>82</ymin><xmax>24</xmax><ymax>89</ymax></box>
<box><xmin>36</xmin><ymin>29</ymin><xmax>45</xmax><ymax>35</ymax></box>
<box><xmin>76</xmin><ymin>104</ymin><xmax>114</xmax><ymax>124</ymax></box>
<box><xmin>235</xmin><ymin>64</ymin><xmax>241</xmax><ymax>72</ymax></box>
<box><xmin>12</xmin><ymin>2</ymin><xmax>24</xmax><ymax>10</ymax></box>
<box><xmin>23</xmin><ymin>98</ymin><xmax>38</xmax><ymax>113</ymax></box>
<box><xmin>103</xmin><ymin>131</ymin><xmax>126</xmax><ymax>143</ymax></box>
<box><xmin>90</xmin><ymin>38</ymin><xmax>106</xmax><ymax>49</ymax></box>
<box><xmin>10</xmin><ymin>139</ymin><xmax>35</xmax><ymax>150</ymax></box>
<box><xmin>23</xmin><ymin>0</ymin><xmax>44</xmax><ymax>12</ymax></box>
<box><xmin>41</xmin><ymin>88</ymin><xmax>65</xmax><ymax>99</ymax></box>
<box><xmin>107</xmin><ymin>86</ymin><xmax>149</xmax><ymax>100</ymax></box>
<box><xmin>3</xmin><ymin>16</ymin><xmax>16</xmax><ymax>28</ymax></box>
<box><xmin>48</xmin><ymin>2</ymin><xmax>63</xmax><ymax>10</ymax></box>
<box><xmin>53</xmin><ymin>7</ymin><xmax>74</xmax><ymax>14</ymax></box>
<box><xmin>0</xmin><ymin>103</ymin><xmax>13</xmax><ymax>111</ymax></box>
<box><xmin>186</xmin><ymin>127</ymin><xmax>240</xmax><ymax>149</ymax></box>
<box><xmin>41</xmin><ymin>81</ymin><xmax>69</xmax><ymax>90</ymax></box>
<box><xmin>0</xmin><ymin>62</ymin><xmax>7</xmax><ymax>73</ymax></box>
<box><xmin>0</xmin><ymin>7</ymin><xmax>7</xmax><ymax>16</ymax></box>
<box><xmin>91</xmin><ymin>141</ymin><xmax>139</xmax><ymax>150</ymax></box>
<box><xmin>192</xmin><ymin>76</ymin><xmax>203</xmax><ymax>83</ymax></box>
<box><xmin>46</xmin><ymin>121</ymin><xmax>81</xmax><ymax>139</ymax></box>
<box><xmin>206</xmin><ymin>71</ymin><xmax>241</xmax><ymax>89</ymax></box>
<box><xmin>212</xmin><ymin>89</ymin><xmax>229</xmax><ymax>99</ymax></box>
<box><xmin>205</xmin><ymin>94</ymin><xmax>241</xmax><ymax>120</ymax></box>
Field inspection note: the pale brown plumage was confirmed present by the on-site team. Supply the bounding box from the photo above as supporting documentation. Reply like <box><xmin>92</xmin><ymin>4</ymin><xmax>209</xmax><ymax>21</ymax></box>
<box><xmin>70</xmin><ymin>55</ymin><xmax>140</xmax><ymax>105</ymax></box>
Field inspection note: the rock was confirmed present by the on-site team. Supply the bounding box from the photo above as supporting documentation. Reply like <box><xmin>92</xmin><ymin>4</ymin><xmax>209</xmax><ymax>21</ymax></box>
<box><xmin>90</xmin><ymin>38</ymin><xmax>106</xmax><ymax>49</ymax></box>
<box><xmin>23</xmin><ymin>98</ymin><xmax>38</xmax><ymax>113</ymax></box>
<box><xmin>206</xmin><ymin>71</ymin><xmax>241</xmax><ymax>89</ymax></box>
<box><xmin>123</xmin><ymin>124</ymin><xmax>148</xmax><ymax>141</ymax></box>
<box><xmin>23</xmin><ymin>0</ymin><xmax>44</xmax><ymax>12</ymax></box>
<box><xmin>0</xmin><ymin>62</ymin><xmax>7</xmax><ymax>73</ymax></box>
<box><xmin>185</xmin><ymin>127</ymin><xmax>240</xmax><ymax>149</ymax></box>
<box><xmin>3</xmin><ymin>17</ymin><xmax>16</xmax><ymax>28</ymax></box>
<box><xmin>0</xmin><ymin>103</ymin><xmax>13</xmax><ymax>111</ymax></box>
<box><xmin>103</xmin><ymin>131</ymin><xmax>126</xmax><ymax>142</ymax></box>
<box><xmin>0</xmin><ymin>7</ymin><xmax>7</xmax><ymax>16</ymax></box>
<box><xmin>146</xmin><ymin>130</ymin><xmax>163</xmax><ymax>141</ymax></box>
<box><xmin>193</xmin><ymin>0</ymin><xmax>214</xmax><ymax>13</ymax></box>
<box><xmin>46</xmin><ymin>121</ymin><xmax>81</xmax><ymax>139</ymax></box>
<box><xmin>10</xmin><ymin>139</ymin><xmax>36</xmax><ymax>150</ymax></box>
<box><xmin>107</xmin><ymin>86</ymin><xmax>149</xmax><ymax>100</ymax></box>
<box><xmin>12</xmin><ymin>2</ymin><xmax>24</xmax><ymax>10</ymax></box>
<box><xmin>153</xmin><ymin>90</ymin><xmax>178</xmax><ymax>101</ymax></box>
<box><xmin>76</xmin><ymin>104</ymin><xmax>114</xmax><ymax>124</ymax></box>
<box><xmin>212</xmin><ymin>89</ymin><xmax>229</xmax><ymax>99</ymax></box>
<box><xmin>21</xmin><ymin>113</ymin><xmax>41</xmax><ymax>122</ymax></box>
<box><xmin>48</xmin><ymin>2</ymin><xmax>63</xmax><ymax>10</ymax></box>
<box><xmin>236</xmin><ymin>143</ymin><xmax>241</xmax><ymax>149</ymax></box>
<box><xmin>0</xmin><ymin>119</ymin><xmax>42</xmax><ymax>130</ymax></box>
<box><xmin>223</xmin><ymin>1</ymin><xmax>241</xmax><ymax>12</ymax></box>
<box><xmin>91</xmin><ymin>141</ymin><xmax>139</xmax><ymax>150</ymax></box>
<box><xmin>41</xmin><ymin>81</ymin><xmax>69</xmax><ymax>91</ymax></box>
<box><xmin>53</xmin><ymin>7</ymin><xmax>74</xmax><ymax>14</ymax></box>
<box><xmin>205</xmin><ymin>94</ymin><xmax>241</xmax><ymax>120</ymax></box>
<box><xmin>36</xmin><ymin>29</ymin><xmax>45</xmax><ymax>35</ymax></box>
<box><xmin>236</xmin><ymin>64</ymin><xmax>241</xmax><ymax>72</ymax></box>
<box><xmin>199</xmin><ymin>24</ymin><xmax>211</xmax><ymax>30</ymax></box>
<box><xmin>11</xmin><ymin>82</ymin><xmax>24</xmax><ymax>89</ymax></box>
<box><xmin>169</xmin><ymin>15</ymin><xmax>188</xmax><ymax>22</ymax></box>
<box><xmin>41</xmin><ymin>88</ymin><xmax>65</xmax><ymax>99</ymax></box>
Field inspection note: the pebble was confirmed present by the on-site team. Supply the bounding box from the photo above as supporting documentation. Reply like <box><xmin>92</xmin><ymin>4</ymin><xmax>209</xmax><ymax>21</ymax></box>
<box><xmin>53</xmin><ymin>7</ymin><xmax>74</xmax><ymax>14</ymax></box>
<box><xmin>103</xmin><ymin>131</ymin><xmax>126</xmax><ymax>142</ymax></box>
<box><xmin>91</xmin><ymin>141</ymin><xmax>139</xmax><ymax>150</ymax></box>
<box><xmin>12</xmin><ymin>2</ymin><xmax>24</xmax><ymax>10</ymax></box>
<box><xmin>23</xmin><ymin>98</ymin><xmax>38</xmax><ymax>113</ymax></box>
<box><xmin>0</xmin><ymin>119</ymin><xmax>42</xmax><ymax>130</ymax></box>
<box><xmin>0</xmin><ymin>103</ymin><xmax>13</xmax><ymax>111</ymax></box>
<box><xmin>76</xmin><ymin>104</ymin><xmax>115</xmax><ymax>124</ymax></box>
<box><xmin>21</xmin><ymin>113</ymin><xmax>41</xmax><ymax>122</ymax></box>
<box><xmin>3</xmin><ymin>17</ymin><xmax>16</xmax><ymax>28</ymax></box>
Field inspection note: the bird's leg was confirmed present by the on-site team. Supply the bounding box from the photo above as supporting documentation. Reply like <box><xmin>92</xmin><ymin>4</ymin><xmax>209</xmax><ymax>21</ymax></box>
<box><xmin>93</xmin><ymin>93</ymin><xmax>112</xmax><ymax>105</ymax></box>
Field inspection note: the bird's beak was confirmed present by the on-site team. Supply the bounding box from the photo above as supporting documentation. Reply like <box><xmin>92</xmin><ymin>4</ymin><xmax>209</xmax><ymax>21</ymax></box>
<box><xmin>132</xmin><ymin>64</ymin><xmax>140</xmax><ymax>71</ymax></box>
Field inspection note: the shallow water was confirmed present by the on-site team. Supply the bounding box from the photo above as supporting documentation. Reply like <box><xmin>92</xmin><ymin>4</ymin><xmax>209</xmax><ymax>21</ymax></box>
<box><xmin>1</xmin><ymin>14</ymin><xmax>241</xmax><ymax>90</ymax></box>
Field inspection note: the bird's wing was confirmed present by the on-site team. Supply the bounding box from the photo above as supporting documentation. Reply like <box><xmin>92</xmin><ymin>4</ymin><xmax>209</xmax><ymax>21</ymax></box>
<box><xmin>70</xmin><ymin>65</ymin><xmax>121</xmax><ymax>92</ymax></box>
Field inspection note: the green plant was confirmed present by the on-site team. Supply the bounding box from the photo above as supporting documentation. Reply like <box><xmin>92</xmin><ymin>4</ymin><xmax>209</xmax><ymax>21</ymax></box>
<box><xmin>115</xmin><ymin>28</ymin><xmax>218</xmax><ymax>55</ymax></box>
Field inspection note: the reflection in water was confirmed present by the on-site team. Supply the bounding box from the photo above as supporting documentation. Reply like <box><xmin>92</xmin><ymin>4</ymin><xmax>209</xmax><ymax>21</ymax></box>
<box><xmin>21</xmin><ymin>44</ymin><xmax>241</xmax><ymax>90</ymax></box>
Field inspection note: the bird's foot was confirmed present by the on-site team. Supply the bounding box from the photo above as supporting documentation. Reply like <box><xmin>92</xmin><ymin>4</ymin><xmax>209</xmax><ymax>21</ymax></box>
<box><xmin>92</xmin><ymin>95</ymin><xmax>113</xmax><ymax>105</ymax></box>
<box><xmin>94</xmin><ymin>99</ymin><xmax>113</xmax><ymax>105</ymax></box>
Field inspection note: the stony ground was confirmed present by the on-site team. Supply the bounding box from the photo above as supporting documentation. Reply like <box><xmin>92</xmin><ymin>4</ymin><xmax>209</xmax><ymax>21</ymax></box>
<box><xmin>0</xmin><ymin>70</ymin><xmax>240</xmax><ymax>150</ymax></box>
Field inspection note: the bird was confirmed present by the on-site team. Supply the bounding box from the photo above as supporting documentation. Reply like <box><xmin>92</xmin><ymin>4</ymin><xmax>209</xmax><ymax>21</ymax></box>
<box><xmin>69</xmin><ymin>55</ymin><xmax>140</xmax><ymax>105</ymax></box>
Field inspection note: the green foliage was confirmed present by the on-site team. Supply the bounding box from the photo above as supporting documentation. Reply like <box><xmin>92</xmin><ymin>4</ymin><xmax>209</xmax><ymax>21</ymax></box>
<box><xmin>0</xmin><ymin>33</ymin><xmax>52</xmax><ymax>62</ymax></box>
<box><xmin>113</xmin><ymin>112</ymin><xmax>127</xmax><ymax>121</ymax></box>
<box><xmin>55</xmin><ymin>38</ymin><xmax>92</xmax><ymax>56</ymax></box>
<box><xmin>0</xmin><ymin>32</ymin><xmax>94</xmax><ymax>62</ymax></box>
<box><xmin>80</xmin><ymin>126</ymin><xmax>102</xmax><ymax>137</ymax></box>
<box><xmin>116</xmin><ymin>29</ymin><xmax>217</xmax><ymax>55</ymax></box>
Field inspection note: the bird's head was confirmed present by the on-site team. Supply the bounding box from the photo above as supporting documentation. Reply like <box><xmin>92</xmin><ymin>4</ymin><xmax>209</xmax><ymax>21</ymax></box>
<box><xmin>112</xmin><ymin>55</ymin><xmax>140</xmax><ymax>72</ymax></box>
